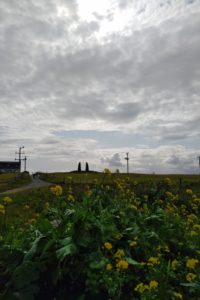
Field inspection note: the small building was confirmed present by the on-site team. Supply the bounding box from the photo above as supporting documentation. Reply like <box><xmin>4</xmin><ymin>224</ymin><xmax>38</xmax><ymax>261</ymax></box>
<box><xmin>0</xmin><ymin>161</ymin><xmax>20</xmax><ymax>173</ymax></box>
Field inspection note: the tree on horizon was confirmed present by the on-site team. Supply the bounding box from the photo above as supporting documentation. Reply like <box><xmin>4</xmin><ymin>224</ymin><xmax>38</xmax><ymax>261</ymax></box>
<box><xmin>85</xmin><ymin>162</ymin><xmax>89</xmax><ymax>172</ymax></box>
<box><xmin>78</xmin><ymin>162</ymin><xmax>81</xmax><ymax>172</ymax></box>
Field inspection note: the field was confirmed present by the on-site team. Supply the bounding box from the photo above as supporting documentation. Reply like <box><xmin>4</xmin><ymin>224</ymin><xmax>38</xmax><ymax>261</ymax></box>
<box><xmin>0</xmin><ymin>172</ymin><xmax>200</xmax><ymax>299</ymax></box>
<box><xmin>0</xmin><ymin>172</ymin><xmax>32</xmax><ymax>193</ymax></box>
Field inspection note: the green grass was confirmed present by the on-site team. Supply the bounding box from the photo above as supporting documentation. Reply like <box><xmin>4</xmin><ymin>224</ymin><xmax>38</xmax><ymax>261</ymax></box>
<box><xmin>40</xmin><ymin>172</ymin><xmax>200</xmax><ymax>193</ymax></box>
<box><xmin>0</xmin><ymin>172</ymin><xmax>32</xmax><ymax>193</ymax></box>
<box><xmin>40</xmin><ymin>171</ymin><xmax>200</xmax><ymax>183</ymax></box>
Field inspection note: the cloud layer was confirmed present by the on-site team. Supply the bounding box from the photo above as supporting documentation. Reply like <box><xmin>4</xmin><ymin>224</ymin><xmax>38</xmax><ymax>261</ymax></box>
<box><xmin>0</xmin><ymin>0</ymin><xmax>200</xmax><ymax>173</ymax></box>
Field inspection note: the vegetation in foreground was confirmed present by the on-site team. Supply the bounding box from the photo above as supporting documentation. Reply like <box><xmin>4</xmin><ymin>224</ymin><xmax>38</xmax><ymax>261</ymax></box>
<box><xmin>0</xmin><ymin>172</ymin><xmax>200</xmax><ymax>299</ymax></box>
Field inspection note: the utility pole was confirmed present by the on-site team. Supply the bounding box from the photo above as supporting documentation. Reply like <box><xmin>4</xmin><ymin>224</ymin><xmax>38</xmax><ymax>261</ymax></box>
<box><xmin>23</xmin><ymin>156</ymin><xmax>27</xmax><ymax>172</ymax></box>
<box><xmin>198</xmin><ymin>156</ymin><xmax>200</xmax><ymax>174</ymax></box>
<box><xmin>15</xmin><ymin>146</ymin><xmax>25</xmax><ymax>173</ymax></box>
<box><xmin>124</xmin><ymin>152</ymin><xmax>129</xmax><ymax>174</ymax></box>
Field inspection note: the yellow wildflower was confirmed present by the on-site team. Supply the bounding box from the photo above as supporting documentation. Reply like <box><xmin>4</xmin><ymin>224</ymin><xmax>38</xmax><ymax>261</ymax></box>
<box><xmin>129</xmin><ymin>241</ymin><xmax>137</xmax><ymax>247</ymax></box>
<box><xmin>187</xmin><ymin>214</ymin><xmax>198</xmax><ymax>224</ymax></box>
<box><xmin>186</xmin><ymin>273</ymin><xmax>196</xmax><ymax>282</ymax></box>
<box><xmin>3</xmin><ymin>196</ymin><xmax>12</xmax><ymax>204</ymax></box>
<box><xmin>173</xmin><ymin>292</ymin><xmax>183</xmax><ymax>299</ymax></box>
<box><xmin>193</xmin><ymin>224</ymin><xmax>200</xmax><ymax>231</ymax></box>
<box><xmin>0</xmin><ymin>204</ymin><xmax>5</xmax><ymax>215</ymax></box>
<box><xmin>171</xmin><ymin>259</ymin><xmax>178</xmax><ymax>270</ymax></box>
<box><xmin>116</xmin><ymin>259</ymin><xmax>129</xmax><ymax>270</ymax></box>
<box><xmin>134</xmin><ymin>283</ymin><xmax>150</xmax><ymax>293</ymax></box>
<box><xmin>114</xmin><ymin>249</ymin><xmax>125</xmax><ymax>258</ymax></box>
<box><xmin>114</xmin><ymin>233</ymin><xmax>123</xmax><ymax>240</ymax></box>
<box><xmin>186</xmin><ymin>258</ymin><xmax>198</xmax><ymax>269</ymax></box>
<box><xmin>106</xmin><ymin>263</ymin><xmax>112</xmax><ymax>270</ymax></box>
<box><xmin>194</xmin><ymin>198</ymin><xmax>200</xmax><ymax>203</ymax></box>
<box><xmin>50</xmin><ymin>185</ymin><xmax>63</xmax><ymax>196</ymax></box>
<box><xmin>148</xmin><ymin>257</ymin><xmax>160</xmax><ymax>266</ymax></box>
<box><xmin>67</xmin><ymin>194</ymin><xmax>75</xmax><ymax>201</ymax></box>
<box><xmin>186</xmin><ymin>189</ymin><xmax>193</xmax><ymax>195</ymax></box>
<box><xmin>104</xmin><ymin>242</ymin><xmax>112</xmax><ymax>250</ymax></box>
<box><xmin>149</xmin><ymin>280</ymin><xmax>158</xmax><ymax>289</ymax></box>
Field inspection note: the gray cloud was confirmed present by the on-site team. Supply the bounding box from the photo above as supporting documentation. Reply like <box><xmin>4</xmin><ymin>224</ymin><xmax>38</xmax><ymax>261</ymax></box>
<box><xmin>0</xmin><ymin>0</ymin><xmax>200</xmax><ymax>172</ymax></box>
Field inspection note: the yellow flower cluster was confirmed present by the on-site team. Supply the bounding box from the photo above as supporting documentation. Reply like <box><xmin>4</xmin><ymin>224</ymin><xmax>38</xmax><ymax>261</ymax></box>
<box><xmin>193</xmin><ymin>224</ymin><xmax>200</xmax><ymax>231</ymax></box>
<box><xmin>50</xmin><ymin>185</ymin><xmax>63</xmax><ymax>196</ymax></box>
<box><xmin>186</xmin><ymin>258</ymin><xmax>199</xmax><ymax>269</ymax></box>
<box><xmin>67</xmin><ymin>194</ymin><xmax>75</xmax><ymax>202</ymax></box>
<box><xmin>171</xmin><ymin>259</ymin><xmax>179</xmax><ymax>270</ymax></box>
<box><xmin>3</xmin><ymin>196</ymin><xmax>13</xmax><ymax>204</ymax></box>
<box><xmin>129</xmin><ymin>240</ymin><xmax>137</xmax><ymax>247</ymax></box>
<box><xmin>149</xmin><ymin>280</ymin><xmax>158</xmax><ymax>289</ymax></box>
<box><xmin>186</xmin><ymin>189</ymin><xmax>193</xmax><ymax>195</ymax></box>
<box><xmin>106</xmin><ymin>263</ymin><xmax>112</xmax><ymax>270</ymax></box>
<box><xmin>134</xmin><ymin>283</ymin><xmax>149</xmax><ymax>293</ymax></box>
<box><xmin>0</xmin><ymin>204</ymin><xmax>5</xmax><ymax>215</ymax></box>
<box><xmin>114</xmin><ymin>233</ymin><xmax>123</xmax><ymax>240</ymax></box>
<box><xmin>187</xmin><ymin>213</ymin><xmax>198</xmax><ymax>225</ymax></box>
<box><xmin>116</xmin><ymin>259</ymin><xmax>129</xmax><ymax>270</ymax></box>
<box><xmin>114</xmin><ymin>249</ymin><xmax>125</xmax><ymax>259</ymax></box>
<box><xmin>186</xmin><ymin>272</ymin><xmax>196</xmax><ymax>282</ymax></box>
<box><xmin>134</xmin><ymin>280</ymin><xmax>158</xmax><ymax>293</ymax></box>
<box><xmin>104</xmin><ymin>242</ymin><xmax>112</xmax><ymax>250</ymax></box>
<box><xmin>147</xmin><ymin>257</ymin><xmax>160</xmax><ymax>266</ymax></box>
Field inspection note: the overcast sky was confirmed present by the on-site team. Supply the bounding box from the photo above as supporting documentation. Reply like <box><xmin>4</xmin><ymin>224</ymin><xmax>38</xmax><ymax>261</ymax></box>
<box><xmin>0</xmin><ymin>0</ymin><xmax>200</xmax><ymax>173</ymax></box>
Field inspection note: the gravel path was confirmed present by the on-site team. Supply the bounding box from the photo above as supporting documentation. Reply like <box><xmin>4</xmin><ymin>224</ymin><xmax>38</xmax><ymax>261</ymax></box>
<box><xmin>0</xmin><ymin>175</ymin><xmax>52</xmax><ymax>195</ymax></box>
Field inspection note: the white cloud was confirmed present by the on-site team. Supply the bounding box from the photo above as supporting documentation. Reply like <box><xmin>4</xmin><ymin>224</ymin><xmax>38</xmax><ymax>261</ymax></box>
<box><xmin>0</xmin><ymin>0</ymin><xmax>200</xmax><ymax>173</ymax></box>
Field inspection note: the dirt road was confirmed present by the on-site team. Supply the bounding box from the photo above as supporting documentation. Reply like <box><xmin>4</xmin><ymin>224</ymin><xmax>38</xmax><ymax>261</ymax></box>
<box><xmin>0</xmin><ymin>175</ymin><xmax>52</xmax><ymax>195</ymax></box>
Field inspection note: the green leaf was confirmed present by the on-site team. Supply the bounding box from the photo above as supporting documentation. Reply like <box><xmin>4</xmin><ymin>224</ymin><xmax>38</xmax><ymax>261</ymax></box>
<box><xmin>180</xmin><ymin>282</ymin><xmax>199</xmax><ymax>288</ymax></box>
<box><xmin>64</xmin><ymin>209</ymin><xmax>75</xmax><ymax>216</ymax></box>
<box><xmin>126</xmin><ymin>257</ymin><xmax>140</xmax><ymax>266</ymax></box>
<box><xmin>24</xmin><ymin>235</ymin><xmax>45</xmax><ymax>261</ymax></box>
<box><xmin>145</xmin><ymin>215</ymin><xmax>162</xmax><ymax>222</ymax></box>
<box><xmin>56</xmin><ymin>241</ymin><xmax>76</xmax><ymax>261</ymax></box>
<box><xmin>89</xmin><ymin>259</ymin><xmax>106</xmax><ymax>269</ymax></box>
<box><xmin>60</xmin><ymin>237</ymin><xmax>72</xmax><ymax>246</ymax></box>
